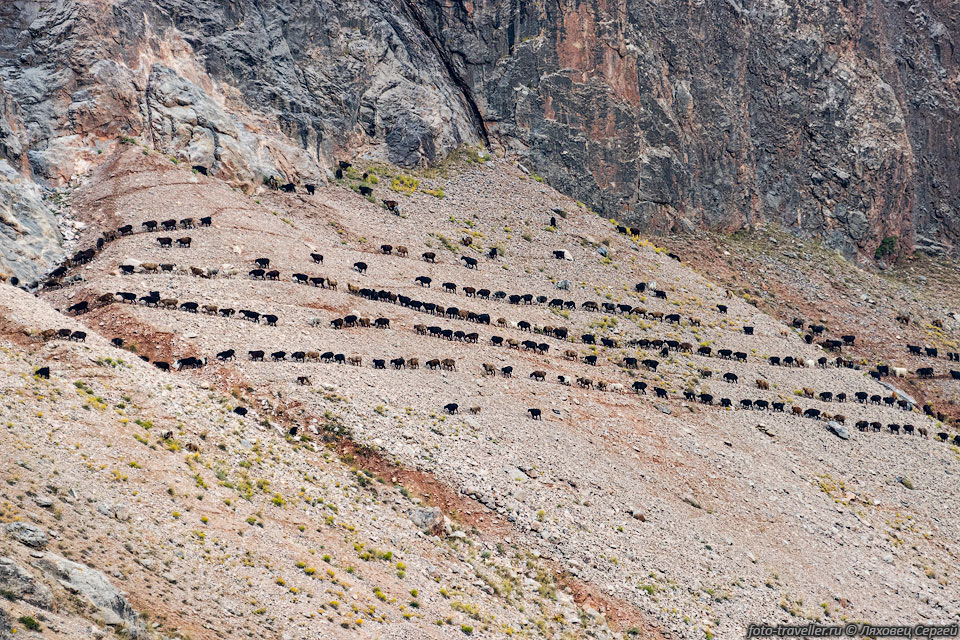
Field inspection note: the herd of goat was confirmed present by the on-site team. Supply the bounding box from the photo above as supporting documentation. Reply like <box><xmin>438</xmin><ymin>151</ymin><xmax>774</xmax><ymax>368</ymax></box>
<box><xmin>26</xmin><ymin>208</ymin><xmax>960</xmax><ymax>443</ymax></box>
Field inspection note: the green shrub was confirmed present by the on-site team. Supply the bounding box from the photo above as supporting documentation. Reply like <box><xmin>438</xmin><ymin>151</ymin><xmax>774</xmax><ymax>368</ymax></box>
<box><xmin>875</xmin><ymin>236</ymin><xmax>897</xmax><ymax>259</ymax></box>
<box><xmin>18</xmin><ymin>616</ymin><xmax>41</xmax><ymax>631</ymax></box>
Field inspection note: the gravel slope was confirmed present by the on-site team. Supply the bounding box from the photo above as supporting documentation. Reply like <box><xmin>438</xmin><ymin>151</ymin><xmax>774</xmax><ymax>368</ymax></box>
<box><xmin>8</xmin><ymin>147</ymin><xmax>960</xmax><ymax>639</ymax></box>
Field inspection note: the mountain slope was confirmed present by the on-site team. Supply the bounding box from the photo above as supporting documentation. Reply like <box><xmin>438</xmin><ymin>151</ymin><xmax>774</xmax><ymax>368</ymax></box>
<box><xmin>4</xmin><ymin>146</ymin><xmax>957</xmax><ymax>638</ymax></box>
<box><xmin>0</xmin><ymin>266</ymin><xmax>629</xmax><ymax>639</ymax></box>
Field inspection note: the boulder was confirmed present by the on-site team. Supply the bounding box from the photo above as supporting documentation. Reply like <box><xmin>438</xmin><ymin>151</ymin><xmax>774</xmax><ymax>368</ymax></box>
<box><xmin>0</xmin><ymin>557</ymin><xmax>54</xmax><ymax>609</ymax></box>
<box><xmin>5</xmin><ymin>522</ymin><xmax>48</xmax><ymax>549</ymax></box>
<box><xmin>408</xmin><ymin>507</ymin><xmax>444</xmax><ymax>534</ymax></box>
<box><xmin>37</xmin><ymin>554</ymin><xmax>140</xmax><ymax>631</ymax></box>
<box><xmin>827</xmin><ymin>421</ymin><xmax>850</xmax><ymax>440</ymax></box>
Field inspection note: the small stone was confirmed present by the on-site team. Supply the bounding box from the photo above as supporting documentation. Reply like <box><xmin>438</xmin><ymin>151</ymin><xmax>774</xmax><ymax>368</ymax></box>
<box><xmin>506</xmin><ymin>467</ymin><xmax>526</xmax><ymax>482</ymax></box>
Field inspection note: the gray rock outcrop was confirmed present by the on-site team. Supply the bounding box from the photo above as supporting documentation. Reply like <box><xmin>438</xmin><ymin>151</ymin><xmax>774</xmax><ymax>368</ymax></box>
<box><xmin>0</xmin><ymin>607</ymin><xmax>10</xmax><ymax>640</ymax></box>
<box><xmin>0</xmin><ymin>161</ymin><xmax>63</xmax><ymax>285</ymax></box>
<box><xmin>408</xmin><ymin>507</ymin><xmax>444</xmax><ymax>533</ymax></box>
<box><xmin>0</xmin><ymin>557</ymin><xmax>54</xmax><ymax>610</ymax></box>
<box><xmin>37</xmin><ymin>554</ymin><xmax>140</xmax><ymax>631</ymax></box>
<box><xmin>4</xmin><ymin>522</ymin><xmax>49</xmax><ymax>549</ymax></box>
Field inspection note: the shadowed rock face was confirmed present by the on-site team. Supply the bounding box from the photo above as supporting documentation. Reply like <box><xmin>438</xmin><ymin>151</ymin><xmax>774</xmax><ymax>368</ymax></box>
<box><xmin>0</xmin><ymin>0</ymin><xmax>484</xmax><ymax>179</ymax></box>
<box><xmin>0</xmin><ymin>0</ymin><xmax>957</xmax><ymax>277</ymax></box>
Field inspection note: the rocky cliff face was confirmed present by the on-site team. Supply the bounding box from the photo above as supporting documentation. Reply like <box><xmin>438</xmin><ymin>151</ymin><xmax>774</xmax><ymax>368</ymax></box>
<box><xmin>0</xmin><ymin>0</ymin><xmax>957</xmax><ymax>281</ymax></box>
<box><xmin>0</xmin><ymin>74</ymin><xmax>63</xmax><ymax>284</ymax></box>
<box><xmin>426</xmin><ymin>0</ymin><xmax>959</xmax><ymax>258</ymax></box>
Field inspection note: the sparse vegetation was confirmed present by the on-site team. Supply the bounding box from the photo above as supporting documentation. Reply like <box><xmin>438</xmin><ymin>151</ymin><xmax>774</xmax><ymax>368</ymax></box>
<box><xmin>875</xmin><ymin>235</ymin><xmax>897</xmax><ymax>260</ymax></box>
<box><xmin>390</xmin><ymin>174</ymin><xmax>419</xmax><ymax>194</ymax></box>
<box><xmin>18</xmin><ymin>615</ymin><xmax>41</xmax><ymax>631</ymax></box>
